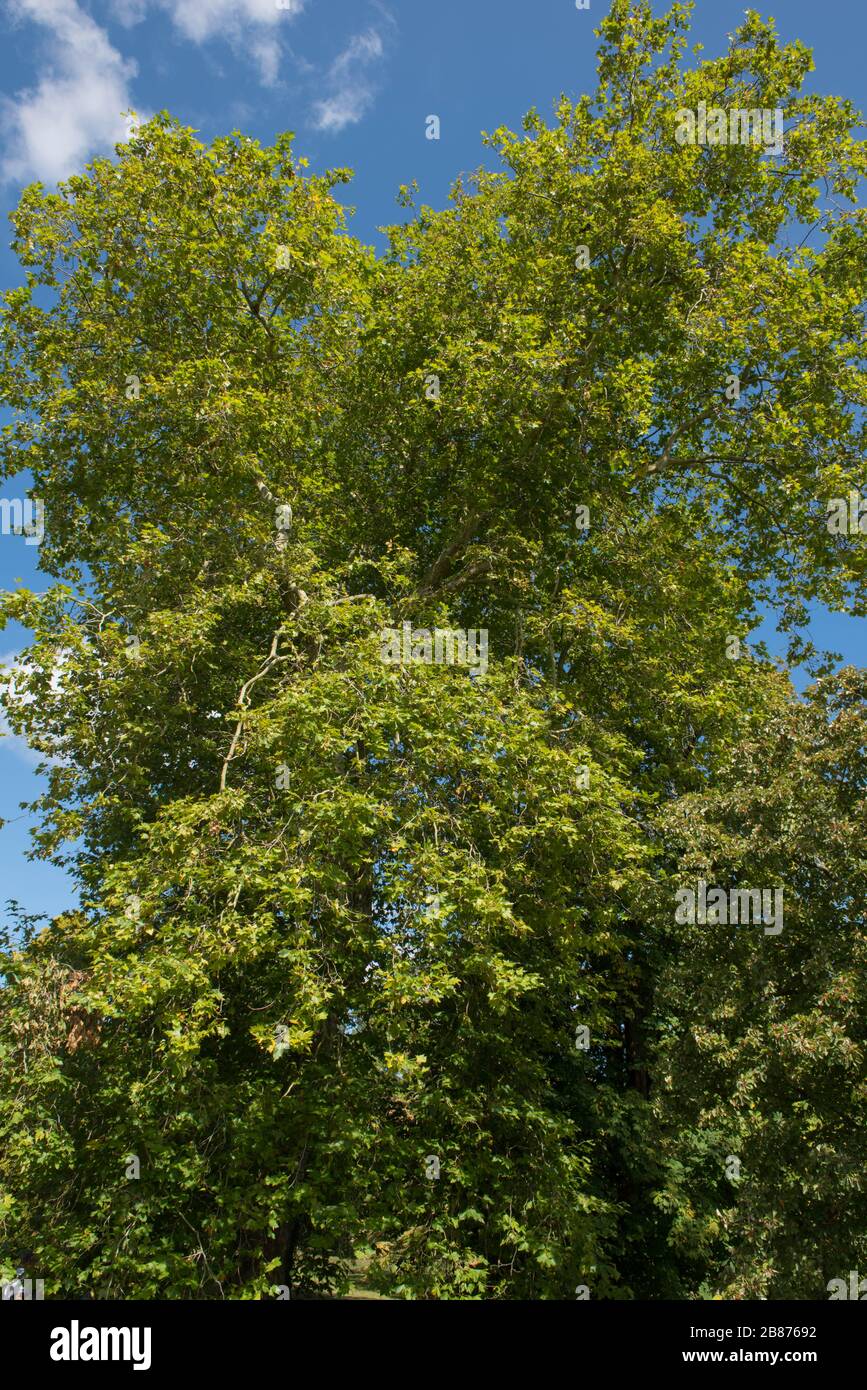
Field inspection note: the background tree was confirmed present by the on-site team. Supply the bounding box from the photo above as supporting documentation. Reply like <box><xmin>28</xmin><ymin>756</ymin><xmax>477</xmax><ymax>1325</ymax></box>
<box><xmin>653</xmin><ymin>666</ymin><xmax>867</xmax><ymax>1299</ymax></box>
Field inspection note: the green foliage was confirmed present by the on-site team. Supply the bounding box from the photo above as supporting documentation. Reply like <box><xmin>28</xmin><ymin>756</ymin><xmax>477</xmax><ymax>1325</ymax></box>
<box><xmin>0</xmin><ymin>3</ymin><xmax>865</xmax><ymax>1298</ymax></box>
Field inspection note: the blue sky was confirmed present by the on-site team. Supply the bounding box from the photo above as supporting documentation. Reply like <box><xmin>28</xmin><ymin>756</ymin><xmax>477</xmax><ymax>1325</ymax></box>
<box><xmin>0</xmin><ymin>0</ymin><xmax>865</xmax><ymax>921</ymax></box>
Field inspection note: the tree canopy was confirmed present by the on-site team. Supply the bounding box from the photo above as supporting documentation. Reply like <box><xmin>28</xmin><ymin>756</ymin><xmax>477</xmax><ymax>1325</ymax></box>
<box><xmin>0</xmin><ymin>0</ymin><xmax>865</xmax><ymax>1299</ymax></box>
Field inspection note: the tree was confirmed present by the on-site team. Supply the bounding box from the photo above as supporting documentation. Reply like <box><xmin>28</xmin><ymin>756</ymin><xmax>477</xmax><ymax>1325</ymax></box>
<box><xmin>0</xmin><ymin>1</ymin><xmax>865</xmax><ymax>1298</ymax></box>
<box><xmin>653</xmin><ymin>666</ymin><xmax>867</xmax><ymax>1299</ymax></box>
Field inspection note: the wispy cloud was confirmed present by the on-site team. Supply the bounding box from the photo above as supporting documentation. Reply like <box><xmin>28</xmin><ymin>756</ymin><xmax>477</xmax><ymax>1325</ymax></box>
<box><xmin>0</xmin><ymin>649</ymin><xmax>48</xmax><ymax>768</ymax></box>
<box><xmin>0</xmin><ymin>0</ymin><xmax>390</xmax><ymax>183</ymax></box>
<box><xmin>114</xmin><ymin>0</ymin><xmax>305</xmax><ymax>88</ymax></box>
<box><xmin>248</xmin><ymin>33</ymin><xmax>282</xmax><ymax>88</ymax></box>
<box><xmin>154</xmin><ymin>0</ymin><xmax>304</xmax><ymax>43</ymax></box>
<box><xmin>1</xmin><ymin>0</ymin><xmax>137</xmax><ymax>184</ymax></box>
<box><xmin>311</xmin><ymin>28</ymin><xmax>385</xmax><ymax>133</ymax></box>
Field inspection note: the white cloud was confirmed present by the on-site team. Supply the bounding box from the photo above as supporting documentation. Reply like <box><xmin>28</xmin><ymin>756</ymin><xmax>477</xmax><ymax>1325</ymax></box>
<box><xmin>0</xmin><ymin>0</ymin><xmax>388</xmax><ymax>183</ymax></box>
<box><xmin>110</xmin><ymin>0</ymin><xmax>147</xmax><ymax>24</ymax></box>
<box><xmin>0</xmin><ymin>722</ymin><xmax>44</xmax><ymax>767</ymax></box>
<box><xmin>311</xmin><ymin>28</ymin><xmax>384</xmax><ymax>133</ymax></box>
<box><xmin>154</xmin><ymin>0</ymin><xmax>304</xmax><ymax>44</ymax></box>
<box><xmin>1</xmin><ymin>0</ymin><xmax>138</xmax><ymax>184</ymax></box>
<box><xmin>248</xmin><ymin>33</ymin><xmax>282</xmax><ymax>88</ymax></box>
<box><xmin>0</xmin><ymin>648</ymin><xmax>57</xmax><ymax>768</ymax></box>
<box><xmin>112</xmin><ymin>0</ymin><xmax>305</xmax><ymax>87</ymax></box>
